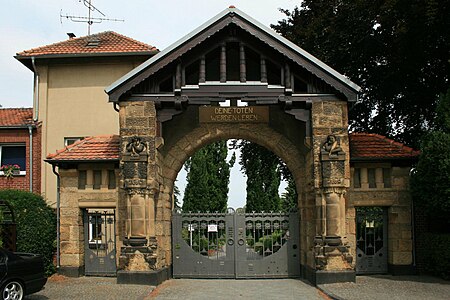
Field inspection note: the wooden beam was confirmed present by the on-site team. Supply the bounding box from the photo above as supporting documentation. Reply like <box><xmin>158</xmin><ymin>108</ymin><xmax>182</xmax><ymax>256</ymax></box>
<box><xmin>220</xmin><ymin>43</ymin><xmax>226</xmax><ymax>83</ymax></box>
<box><xmin>240</xmin><ymin>43</ymin><xmax>246</xmax><ymax>83</ymax></box>
<box><xmin>261</xmin><ymin>56</ymin><xmax>267</xmax><ymax>83</ymax></box>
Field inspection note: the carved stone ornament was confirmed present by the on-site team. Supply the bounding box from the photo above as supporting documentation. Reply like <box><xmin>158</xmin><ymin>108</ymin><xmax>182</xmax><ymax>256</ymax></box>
<box><xmin>123</xmin><ymin>136</ymin><xmax>148</xmax><ymax>162</ymax></box>
<box><xmin>321</xmin><ymin>135</ymin><xmax>345</xmax><ymax>159</ymax></box>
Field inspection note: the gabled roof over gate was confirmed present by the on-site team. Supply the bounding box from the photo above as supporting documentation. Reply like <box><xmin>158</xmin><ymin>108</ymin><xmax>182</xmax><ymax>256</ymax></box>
<box><xmin>105</xmin><ymin>6</ymin><xmax>360</xmax><ymax>103</ymax></box>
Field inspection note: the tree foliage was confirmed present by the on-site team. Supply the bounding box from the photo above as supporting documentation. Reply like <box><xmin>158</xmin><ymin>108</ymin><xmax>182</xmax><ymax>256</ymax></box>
<box><xmin>281</xmin><ymin>175</ymin><xmax>298</xmax><ymax>212</ymax></box>
<box><xmin>0</xmin><ymin>189</ymin><xmax>56</xmax><ymax>275</ymax></box>
<box><xmin>411</xmin><ymin>90</ymin><xmax>450</xmax><ymax>220</ymax></box>
<box><xmin>272</xmin><ymin>0</ymin><xmax>450</xmax><ymax>148</ymax></box>
<box><xmin>236</xmin><ymin>141</ymin><xmax>281</xmax><ymax>212</ymax></box>
<box><xmin>182</xmin><ymin>141</ymin><xmax>235</xmax><ymax>212</ymax></box>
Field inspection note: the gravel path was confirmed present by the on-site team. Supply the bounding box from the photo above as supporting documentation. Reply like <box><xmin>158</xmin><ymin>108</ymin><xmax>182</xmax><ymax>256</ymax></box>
<box><xmin>319</xmin><ymin>275</ymin><xmax>450</xmax><ymax>300</ymax></box>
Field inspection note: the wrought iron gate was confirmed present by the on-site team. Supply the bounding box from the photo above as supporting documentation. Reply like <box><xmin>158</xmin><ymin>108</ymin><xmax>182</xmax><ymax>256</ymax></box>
<box><xmin>356</xmin><ymin>207</ymin><xmax>387</xmax><ymax>274</ymax></box>
<box><xmin>84</xmin><ymin>210</ymin><xmax>117</xmax><ymax>276</ymax></box>
<box><xmin>172</xmin><ymin>208</ymin><xmax>300</xmax><ymax>278</ymax></box>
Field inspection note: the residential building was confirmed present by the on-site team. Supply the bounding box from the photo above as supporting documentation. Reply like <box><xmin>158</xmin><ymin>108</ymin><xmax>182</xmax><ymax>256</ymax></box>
<box><xmin>15</xmin><ymin>31</ymin><xmax>158</xmax><ymax>206</ymax></box>
<box><xmin>0</xmin><ymin>108</ymin><xmax>41</xmax><ymax>193</ymax></box>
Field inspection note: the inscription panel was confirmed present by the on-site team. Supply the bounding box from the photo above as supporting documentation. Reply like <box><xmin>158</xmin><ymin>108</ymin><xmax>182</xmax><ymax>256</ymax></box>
<box><xmin>199</xmin><ymin>106</ymin><xmax>269</xmax><ymax>123</ymax></box>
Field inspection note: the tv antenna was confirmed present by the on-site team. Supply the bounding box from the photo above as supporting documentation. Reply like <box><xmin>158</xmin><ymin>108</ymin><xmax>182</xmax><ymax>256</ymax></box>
<box><xmin>60</xmin><ymin>0</ymin><xmax>124</xmax><ymax>35</ymax></box>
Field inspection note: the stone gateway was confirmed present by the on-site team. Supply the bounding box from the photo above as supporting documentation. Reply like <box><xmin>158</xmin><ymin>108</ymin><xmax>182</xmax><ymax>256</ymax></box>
<box><xmin>45</xmin><ymin>7</ymin><xmax>419</xmax><ymax>286</ymax></box>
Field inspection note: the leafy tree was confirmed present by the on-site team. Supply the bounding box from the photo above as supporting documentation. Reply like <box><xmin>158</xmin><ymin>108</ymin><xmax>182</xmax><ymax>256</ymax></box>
<box><xmin>273</xmin><ymin>0</ymin><xmax>450</xmax><ymax>148</ymax></box>
<box><xmin>0</xmin><ymin>190</ymin><xmax>56</xmax><ymax>275</ymax></box>
<box><xmin>411</xmin><ymin>89</ymin><xmax>450</xmax><ymax>221</ymax></box>
<box><xmin>182</xmin><ymin>141</ymin><xmax>235</xmax><ymax>212</ymax></box>
<box><xmin>237</xmin><ymin>141</ymin><xmax>281</xmax><ymax>212</ymax></box>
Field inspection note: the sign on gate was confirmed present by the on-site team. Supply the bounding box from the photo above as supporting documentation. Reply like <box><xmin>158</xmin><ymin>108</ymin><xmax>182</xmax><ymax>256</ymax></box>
<box><xmin>172</xmin><ymin>208</ymin><xmax>300</xmax><ymax>278</ymax></box>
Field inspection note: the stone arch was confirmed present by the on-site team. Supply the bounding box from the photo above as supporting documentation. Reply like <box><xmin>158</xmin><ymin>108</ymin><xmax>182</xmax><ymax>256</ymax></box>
<box><xmin>156</xmin><ymin>121</ymin><xmax>314</xmax><ymax>272</ymax></box>
<box><xmin>160</xmin><ymin>122</ymin><xmax>306</xmax><ymax>198</ymax></box>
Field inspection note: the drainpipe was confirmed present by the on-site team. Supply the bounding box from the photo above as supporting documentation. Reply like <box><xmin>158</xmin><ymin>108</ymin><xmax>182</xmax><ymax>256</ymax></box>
<box><xmin>409</xmin><ymin>167</ymin><xmax>416</xmax><ymax>270</ymax></box>
<box><xmin>113</xmin><ymin>102</ymin><xmax>120</xmax><ymax>112</ymax></box>
<box><xmin>31</xmin><ymin>57</ymin><xmax>39</xmax><ymax>122</ymax></box>
<box><xmin>52</xmin><ymin>165</ymin><xmax>60</xmax><ymax>269</ymax></box>
<box><xmin>28</xmin><ymin>125</ymin><xmax>33</xmax><ymax>192</ymax></box>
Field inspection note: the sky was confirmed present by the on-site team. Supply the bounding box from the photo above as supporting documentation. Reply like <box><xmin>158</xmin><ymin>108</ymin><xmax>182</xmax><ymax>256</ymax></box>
<box><xmin>0</xmin><ymin>0</ymin><xmax>298</xmax><ymax>208</ymax></box>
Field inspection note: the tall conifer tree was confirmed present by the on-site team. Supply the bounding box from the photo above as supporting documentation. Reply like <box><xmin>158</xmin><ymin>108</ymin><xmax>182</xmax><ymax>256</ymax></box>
<box><xmin>182</xmin><ymin>141</ymin><xmax>235</xmax><ymax>212</ymax></box>
<box><xmin>238</xmin><ymin>141</ymin><xmax>281</xmax><ymax>212</ymax></box>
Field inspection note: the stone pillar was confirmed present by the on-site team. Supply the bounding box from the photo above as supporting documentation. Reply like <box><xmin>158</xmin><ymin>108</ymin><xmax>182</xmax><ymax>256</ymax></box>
<box><xmin>311</xmin><ymin>101</ymin><xmax>354</xmax><ymax>284</ymax></box>
<box><xmin>117</xmin><ymin>101</ymin><xmax>170</xmax><ymax>284</ymax></box>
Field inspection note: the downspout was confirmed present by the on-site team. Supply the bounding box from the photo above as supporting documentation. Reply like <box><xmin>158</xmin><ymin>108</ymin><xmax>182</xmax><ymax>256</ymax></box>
<box><xmin>31</xmin><ymin>57</ymin><xmax>39</xmax><ymax>122</ymax></box>
<box><xmin>28</xmin><ymin>125</ymin><xmax>33</xmax><ymax>192</ymax></box>
<box><xmin>52</xmin><ymin>165</ymin><xmax>60</xmax><ymax>270</ymax></box>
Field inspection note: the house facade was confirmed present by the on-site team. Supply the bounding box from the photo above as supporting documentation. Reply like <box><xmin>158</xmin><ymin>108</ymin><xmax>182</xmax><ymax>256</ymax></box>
<box><xmin>43</xmin><ymin>7</ymin><xmax>420</xmax><ymax>285</ymax></box>
<box><xmin>15</xmin><ymin>32</ymin><xmax>158</xmax><ymax>206</ymax></box>
<box><xmin>0</xmin><ymin>108</ymin><xmax>41</xmax><ymax>193</ymax></box>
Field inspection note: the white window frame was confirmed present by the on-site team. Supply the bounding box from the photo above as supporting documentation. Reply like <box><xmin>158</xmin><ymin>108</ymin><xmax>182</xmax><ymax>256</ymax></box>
<box><xmin>0</xmin><ymin>144</ymin><xmax>26</xmax><ymax>176</ymax></box>
<box><xmin>64</xmin><ymin>137</ymin><xmax>84</xmax><ymax>147</ymax></box>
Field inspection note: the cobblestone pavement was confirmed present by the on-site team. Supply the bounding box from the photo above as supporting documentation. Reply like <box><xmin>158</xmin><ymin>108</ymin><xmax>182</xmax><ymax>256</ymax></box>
<box><xmin>319</xmin><ymin>275</ymin><xmax>450</xmax><ymax>300</ymax></box>
<box><xmin>146</xmin><ymin>279</ymin><xmax>326</xmax><ymax>300</ymax></box>
<box><xmin>26</xmin><ymin>276</ymin><xmax>154</xmax><ymax>300</ymax></box>
<box><xmin>26</xmin><ymin>276</ymin><xmax>327</xmax><ymax>300</ymax></box>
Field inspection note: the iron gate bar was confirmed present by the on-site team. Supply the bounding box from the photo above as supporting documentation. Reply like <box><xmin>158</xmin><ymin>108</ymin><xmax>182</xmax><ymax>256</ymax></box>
<box><xmin>84</xmin><ymin>210</ymin><xmax>117</xmax><ymax>276</ymax></box>
<box><xmin>355</xmin><ymin>207</ymin><xmax>387</xmax><ymax>274</ymax></box>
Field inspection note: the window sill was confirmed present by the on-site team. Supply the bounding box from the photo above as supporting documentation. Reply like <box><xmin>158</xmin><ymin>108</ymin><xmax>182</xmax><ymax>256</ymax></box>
<box><xmin>0</xmin><ymin>171</ymin><xmax>26</xmax><ymax>176</ymax></box>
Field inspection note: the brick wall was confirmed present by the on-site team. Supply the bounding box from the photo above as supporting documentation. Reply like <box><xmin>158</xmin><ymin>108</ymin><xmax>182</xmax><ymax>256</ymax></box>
<box><xmin>0</xmin><ymin>125</ymin><xmax>41</xmax><ymax>193</ymax></box>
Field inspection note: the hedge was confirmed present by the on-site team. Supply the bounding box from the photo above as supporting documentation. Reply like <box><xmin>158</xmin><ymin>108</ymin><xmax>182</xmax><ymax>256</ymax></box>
<box><xmin>0</xmin><ymin>189</ymin><xmax>56</xmax><ymax>275</ymax></box>
<box><xmin>422</xmin><ymin>233</ymin><xmax>450</xmax><ymax>279</ymax></box>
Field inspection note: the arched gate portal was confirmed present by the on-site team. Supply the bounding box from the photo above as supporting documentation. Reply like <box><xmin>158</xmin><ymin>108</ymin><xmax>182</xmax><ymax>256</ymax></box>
<box><xmin>106</xmin><ymin>7</ymin><xmax>359</xmax><ymax>285</ymax></box>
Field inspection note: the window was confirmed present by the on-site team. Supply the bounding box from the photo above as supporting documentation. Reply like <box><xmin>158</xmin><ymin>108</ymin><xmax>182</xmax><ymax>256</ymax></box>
<box><xmin>185</xmin><ymin>60</ymin><xmax>200</xmax><ymax>85</ymax></box>
<box><xmin>383</xmin><ymin>168</ymin><xmax>392</xmax><ymax>188</ymax></box>
<box><xmin>368</xmin><ymin>168</ymin><xmax>376</xmax><ymax>188</ymax></box>
<box><xmin>108</xmin><ymin>170</ymin><xmax>116</xmax><ymax>190</ymax></box>
<box><xmin>245</xmin><ymin>47</ymin><xmax>260</xmax><ymax>81</ymax></box>
<box><xmin>205</xmin><ymin>47</ymin><xmax>221</xmax><ymax>81</ymax></box>
<box><xmin>353</xmin><ymin>168</ymin><xmax>361</xmax><ymax>188</ymax></box>
<box><xmin>64</xmin><ymin>137</ymin><xmax>83</xmax><ymax>147</ymax></box>
<box><xmin>293</xmin><ymin>75</ymin><xmax>308</xmax><ymax>93</ymax></box>
<box><xmin>0</xmin><ymin>145</ymin><xmax>26</xmax><ymax>174</ymax></box>
<box><xmin>88</xmin><ymin>214</ymin><xmax>103</xmax><ymax>244</ymax></box>
<box><xmin>93</xmin><ymin>170</ymin><xmax>102</xmax><ymax>190</ymax></box>
<box><xmin>226</xmin><ymin>42</ymin><xmax>240</xmax><ymax>81</ymax></box>
<box><xmin>78</xmin><ymin>170</ymin><xmax>87</xmax><ymax>190</ymax></box>
<box><xmin>266</xmin><ymin>60</ymin><xmax>281</xmax><ymax>85</ymax></box>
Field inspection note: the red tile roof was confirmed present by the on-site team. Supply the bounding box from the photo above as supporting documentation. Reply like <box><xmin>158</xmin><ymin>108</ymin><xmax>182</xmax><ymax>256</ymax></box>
<box><xmin>0</xmin><ymin>108</ymin><xmax>34</xmax><ymax>127</ymax></box>
<box><xmin>46</xmin><ymin>135</ymin><xmax>120</xmax><ymax>162</ymax></box>
<box><xmin>16</xmin><ymin>31</ymin><xmax>157</xmax><ymax>57</ymax></box>
<box><xmin>349</xmin><ymin>133</ymin><xmax>420</xmax><ymax>160</ymax></box>
<box><xmin>46</xmin><ymin>133</ymin><xmax>419</xmax><ymax>165</ymax></box>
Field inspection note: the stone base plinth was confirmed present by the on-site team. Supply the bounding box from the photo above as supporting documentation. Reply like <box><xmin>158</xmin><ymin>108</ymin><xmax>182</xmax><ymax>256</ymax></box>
<box><xmin>117</xmin><ymin>268</ymin><xmax>171</xmax><ymax>286</ymax></box>
<box><xmin>58</xmin><ymin>266</ymin><xmax>84</xmax><ymax>277</ymax></box>
<box><xmin>302</xmin><ymin>265</ymin><xmax>355</xmax><ymax>285</ymax></box>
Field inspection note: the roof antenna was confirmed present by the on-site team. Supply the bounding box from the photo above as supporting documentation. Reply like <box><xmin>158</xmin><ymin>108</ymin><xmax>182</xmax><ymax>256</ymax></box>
<box><xmin>60</xmin><ymin>0</ymin><xmax>124</xmax><ymax>35</ymax></box>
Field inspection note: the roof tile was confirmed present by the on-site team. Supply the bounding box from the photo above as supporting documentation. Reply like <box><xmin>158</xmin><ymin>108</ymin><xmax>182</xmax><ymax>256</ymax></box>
<box><xmin>46</xmin><ymin>135</ymin><xmax>120</xmax><ymax>162</ymax></box>
<box><xmin>349</xmin><ymin>133</ymin><xmax>420</xmax><ymax>160</ymax></box>
<box><xmin>46</xmin><ymin>133</ymin><xmax>420</xmax><ymax>164</ymax></box>
<box><xmin>16</xmin><ymin>31</ymin><xmax>157</xmax><ymax>57</ymax></box>
<box><xmin>0</xmin><ymin>108</ymin><xmax>34</xmax><ymax>127</ymax></box>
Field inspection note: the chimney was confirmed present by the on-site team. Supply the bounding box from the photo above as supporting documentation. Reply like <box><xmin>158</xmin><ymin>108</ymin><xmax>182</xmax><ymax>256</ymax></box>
<box><xmin>67</xmin><ymin>33</ymin><xmax>76</xmax><ymax>39</ymax></box>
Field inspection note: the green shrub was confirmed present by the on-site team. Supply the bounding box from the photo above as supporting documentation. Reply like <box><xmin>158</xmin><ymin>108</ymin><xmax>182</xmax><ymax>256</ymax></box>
<box><xmin>0</xmin><ymin>189</ymin><xmax>56</xmax><ymax>275</ymax></box>
<box><xmin>423</xmin><ymin>233</ymin><xmax>450</xmax><ymax>279</ymax></box>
